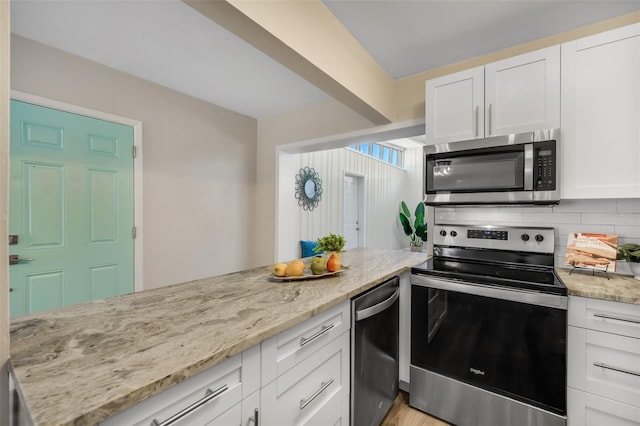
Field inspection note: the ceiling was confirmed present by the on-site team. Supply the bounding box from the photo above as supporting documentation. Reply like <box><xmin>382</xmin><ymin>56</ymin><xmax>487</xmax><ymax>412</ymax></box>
<box><xmin>10</xmin><ymin>0</ymin><xmax>640</xmax><ymax>119</ymax></box>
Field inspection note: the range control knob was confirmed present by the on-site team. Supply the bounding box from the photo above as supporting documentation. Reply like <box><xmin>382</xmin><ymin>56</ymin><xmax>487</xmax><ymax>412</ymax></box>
<box><xmin>450</xmin><ymin>230</ymin><xmax>458</xmax><ymax>237</ymax></box>
<box><xmin>521</xmin><ymin>234</ymin><xmax>530</xmax><ymax>242</ymax></box>
<box><xmin>439</xmin><ymin>230</ymin><xmax>447</xmax><ymax>237</ymax></box>
<box><xmin>535</xmin><ymin>234</ymin><xmax>544</xmax><ymax>242</ymax></box>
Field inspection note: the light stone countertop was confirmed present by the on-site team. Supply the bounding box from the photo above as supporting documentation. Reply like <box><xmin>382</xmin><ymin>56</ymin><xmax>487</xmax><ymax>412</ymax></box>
<box><xmin>9</xmin><ymin>248</ymin><xmax>428</xmax><ymax>426</ymax></box>
<box><xmin>557</xmin><ymin>267</ymin><xmax>640</xmax><ymax>305</ymax></box>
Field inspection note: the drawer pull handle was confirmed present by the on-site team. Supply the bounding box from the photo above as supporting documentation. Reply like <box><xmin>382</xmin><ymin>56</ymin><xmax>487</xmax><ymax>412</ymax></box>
<box><xmin>300</xmin><ymin>324</ymin><xmax>335</xmax><ymax>347</ymax></box>
<box><xmin>300</xmin><ymin>378</ymin><xmax>334</xmax><ymax>410</ymax></box>
<box><xmin>151</xmin><ymin>384</ymin><xmax>228</xmax><ymax>426</ymax></box>
<box><xmin>593</xmin><ymin>313</ymin><xmax>640</xmax><ymax>325</ymax></box>
<box><xmin>594</xmin><ymin>362</ymin><xmax>640</xmax><ymax>377</ymax></box>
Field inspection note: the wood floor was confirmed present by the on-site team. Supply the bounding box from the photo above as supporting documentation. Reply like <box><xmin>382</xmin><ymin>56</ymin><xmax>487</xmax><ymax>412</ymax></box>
<box><xmin>381</xmin><ymin>391</ymin><xmax>451</xmax><ymax>426</ymax></box>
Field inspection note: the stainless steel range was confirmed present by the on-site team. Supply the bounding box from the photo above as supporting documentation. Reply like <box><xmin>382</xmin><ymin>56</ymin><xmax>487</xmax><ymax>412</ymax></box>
<box><xmin>410</xmin><ymin>224</ymin><xmax>567</xmax><ymax>426</ymax></box>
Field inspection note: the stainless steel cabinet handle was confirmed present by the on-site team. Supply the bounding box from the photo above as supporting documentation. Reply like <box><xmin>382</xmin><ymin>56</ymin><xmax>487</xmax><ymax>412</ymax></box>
<box><xmin>248</xmin><ymin>408</ymin><xmax>259</xmax><ymax>426</ymax></box>
<box><xmin>299</xmin><ymin>379</ymin><xmax>334</xmax><ymax>410</ymax></box>
<box><xmin>593</xmin><ymin>313</ymin><xmax>640</xmax><ymax>325</ymax></box>
<box><xmin>300</xmin><ymin>324</ymin><xmax>334</xmax><ymax>347</ymax></box>
<box><xmin>151</xmin><ymin>384</ymin><xmax>228</xmax><ymax>426</ymax></box>
<box><xmin>488</xmin><ymin>103</ymin><xmax>492</xmax><ymax>135</ymax></box>
<box><xmin>475</xmin><ymin>105</ymin><xmax>479</xmax><ymax>137</ymax></box>
<box><xmin>594</xmin><ymin>362</ymin><xmax>640</xmax><ymax>377</ymax></box>
<box><xmin>355</xmin><ymin>288</ymin><xmax>399</xmax><ymax>322</ymax></box>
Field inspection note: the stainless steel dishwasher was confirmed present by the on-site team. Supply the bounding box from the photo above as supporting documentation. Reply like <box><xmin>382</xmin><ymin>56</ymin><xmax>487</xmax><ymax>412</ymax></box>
<box><xmin>351</xmin><ymin>276</ymin><xmax>400</xmax><ymax>426</ymax></box>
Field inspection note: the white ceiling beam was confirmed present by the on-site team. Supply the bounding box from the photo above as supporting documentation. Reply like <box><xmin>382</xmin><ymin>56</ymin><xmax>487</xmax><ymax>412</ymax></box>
<box><xmin>183</xmin><ymin>0</ymin><xmax>395</xmax><ymax>125</ymax></box>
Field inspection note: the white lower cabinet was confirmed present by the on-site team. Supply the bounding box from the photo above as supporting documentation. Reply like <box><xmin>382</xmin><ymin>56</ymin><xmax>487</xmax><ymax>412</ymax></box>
<box><xmin>100</xmin><ymin>301</ymin><xmax>351</xmax><ymax>426</ymax></box>
<box><xmin>100</xmin><ymin>344</ymin><xmax>260</xmax><ymax>426</ymax></box>
<box><xmin>568</xmin><ymin>296</ymin><xmax>640</xmax><ymax>426</ymax></box>
<box><xmin>568</xmin><ymin>387</ymin><xmax>640</xmax><ymax>426</ymax></box>
<box><xmin>260</xmin><ymin>300</ymin><xmax>351</xmax><ymax>426</ymax></box>
<box><xmin>260</xmin><ymin>332</ymin><xmax>350</xmax><ymax>425</ymax></box>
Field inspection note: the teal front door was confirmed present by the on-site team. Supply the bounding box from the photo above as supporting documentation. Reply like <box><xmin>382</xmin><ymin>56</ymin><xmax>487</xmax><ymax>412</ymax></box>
<box><xmin>9</xmin><ymin>100</ymin><xmax>135</xmax><ymax>317</ymax></box>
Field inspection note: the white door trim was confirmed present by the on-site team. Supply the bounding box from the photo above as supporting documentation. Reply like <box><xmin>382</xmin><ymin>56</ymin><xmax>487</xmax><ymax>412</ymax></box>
<box><xmin>10</xmin><ymin>90</ymin><xmax>144</xmax><ymax>292</ymax></box>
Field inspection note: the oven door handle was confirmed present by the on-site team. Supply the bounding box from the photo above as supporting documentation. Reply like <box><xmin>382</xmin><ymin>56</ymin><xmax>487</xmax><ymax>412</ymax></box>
<box><xmin>355</xmin><ymin>288</ymin><xmax>399</xmax><ymax>322</ymax></box>
<box><xmin>411</xmin><ymin>274</ymin><xmax>567</xmax><ymax>310</ymax></box>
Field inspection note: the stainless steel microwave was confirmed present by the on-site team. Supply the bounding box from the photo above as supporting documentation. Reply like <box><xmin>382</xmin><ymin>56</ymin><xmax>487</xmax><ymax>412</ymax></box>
<box><xmin>424</xmin><ymin>129</ymin><xmax>560</xmax><ymax>205</ymax></box>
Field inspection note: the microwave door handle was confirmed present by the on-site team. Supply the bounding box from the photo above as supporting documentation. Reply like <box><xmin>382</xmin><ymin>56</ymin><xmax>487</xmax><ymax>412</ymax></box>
<box><xmin>524</xmin><ymin>143</ymin><xmax>534</xmax><ymax>190</ymax></box>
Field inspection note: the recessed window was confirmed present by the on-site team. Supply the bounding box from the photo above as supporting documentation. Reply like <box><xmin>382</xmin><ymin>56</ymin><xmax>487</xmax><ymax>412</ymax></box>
<box><xmin>347</xmin><ymin>143</ymin><xmax>404</xmax><ymax>167</ymax></box>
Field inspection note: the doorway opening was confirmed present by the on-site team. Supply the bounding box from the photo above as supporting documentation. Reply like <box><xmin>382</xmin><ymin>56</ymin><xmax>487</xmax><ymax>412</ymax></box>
<box><xmin>343</xmin><ymin>173</ymin><xmax>364</xmax><ymax>250</ymax></box>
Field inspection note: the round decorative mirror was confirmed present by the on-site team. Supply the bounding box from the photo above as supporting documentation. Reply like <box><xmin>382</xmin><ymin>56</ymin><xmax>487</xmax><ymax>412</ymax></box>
<box><xmin>295</xmin><ymin>167</ymin><xmax>323</xmax><ymax>211</ymax></box>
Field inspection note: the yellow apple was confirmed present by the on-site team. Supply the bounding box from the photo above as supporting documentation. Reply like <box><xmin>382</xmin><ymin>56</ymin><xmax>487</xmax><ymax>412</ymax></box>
<box><xmin>273</xmin><ymin>263</ymin><xmax>287</xmax><ymax>277</ymax></box>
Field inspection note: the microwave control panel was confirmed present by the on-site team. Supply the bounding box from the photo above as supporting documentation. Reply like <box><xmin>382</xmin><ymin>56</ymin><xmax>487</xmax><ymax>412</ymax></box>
<box><xmin>533</xmin><ymin>140</ymin><xmax>556</xmax><ymax>191</ymax></box>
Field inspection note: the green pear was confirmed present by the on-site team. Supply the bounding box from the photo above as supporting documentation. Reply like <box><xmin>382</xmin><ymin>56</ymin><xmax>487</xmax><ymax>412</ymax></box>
<box><xmin>310</xmin><ymin>255</ymin><xmax>326</xmax><ymax>275</ymax></box>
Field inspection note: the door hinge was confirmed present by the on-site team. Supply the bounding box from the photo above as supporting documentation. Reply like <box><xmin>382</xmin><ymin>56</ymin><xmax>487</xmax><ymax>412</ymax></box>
<box><xmin>133</xmin><ymin>145</ymin><xmax>137</xmax><ymax>158</ymax></box>
<box><xmin>132</xmin><ymin>226</ymin><xmax>137</xmax><ymax>239</ymax></box>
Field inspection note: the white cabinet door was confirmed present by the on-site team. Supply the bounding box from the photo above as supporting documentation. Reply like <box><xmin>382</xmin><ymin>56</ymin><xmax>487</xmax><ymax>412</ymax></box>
<box><xmin>568</xmin><ymin>387</ymin><xmax>640</xmax><ymax>426</ymax></box>
<box><xmin>425</xmin><ymin>66</ymin><xmax>484</xmax><ymax>145</ymax></box>
<box><xmin>261</xmin><ymin>332</ymin><xmax>349</xmax><ymax>426</ymax></box>
<box><xmin>485</xmin><ymin>46</ymin><xmax>560</xmax><ymax>136</ymax></box>
<box><xmin>561</xmin><ymin>23</ymin><xmax>640</xmax><ymax>199</ymax></box>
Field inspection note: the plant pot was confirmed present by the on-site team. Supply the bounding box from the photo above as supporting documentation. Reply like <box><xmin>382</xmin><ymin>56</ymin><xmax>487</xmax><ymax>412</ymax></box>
<box><xmin>410</xmin><ymin>244</ymin><xmax>423</xmax><ymax>253</ymax></box>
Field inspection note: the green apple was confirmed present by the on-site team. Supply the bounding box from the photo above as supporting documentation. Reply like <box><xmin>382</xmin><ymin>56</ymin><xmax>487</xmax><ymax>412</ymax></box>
<box><xmin>310</xmin><ymin>255</ymin><xmax>326</xmax><ymax>275</ymax></box>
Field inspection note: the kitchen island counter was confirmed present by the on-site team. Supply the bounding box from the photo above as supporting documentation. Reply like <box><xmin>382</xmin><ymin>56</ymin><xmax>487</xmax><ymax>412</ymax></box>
<box><xmin>9</xmin><ymin>248</ymin><xmax>426</xmax><ymax>426</ymax></box>
<box><xmin>557</xmin><ymin>267</ymin><xmax>640</xmax><ymax>305</ymax></box>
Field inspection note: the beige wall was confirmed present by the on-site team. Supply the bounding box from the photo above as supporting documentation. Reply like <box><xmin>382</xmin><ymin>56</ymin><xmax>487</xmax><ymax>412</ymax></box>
<box><xmin>1</xmin><ymin>3</ymin><xmax>9</xmax><ymax>424</ymax></box>
<box><xmin>10</xmin><ymin>35</ymin><xmax>258</xmax><ymax>289</ymax></box>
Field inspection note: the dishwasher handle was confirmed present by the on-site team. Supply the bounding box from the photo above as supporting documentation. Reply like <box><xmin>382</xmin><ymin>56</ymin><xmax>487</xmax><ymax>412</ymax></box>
<box><xmin>355</xmin><ymin>288</ymin><xmax>399</xmax><ymax>322</ymax></box>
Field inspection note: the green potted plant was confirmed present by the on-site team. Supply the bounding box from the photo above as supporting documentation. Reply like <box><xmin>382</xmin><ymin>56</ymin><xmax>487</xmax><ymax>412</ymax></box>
<box><xmin>617</xmin><ymin>243</ymin><xmax>640</xmax><ymax>279</ymax></box>
<box><xmin>314</xmin><ymin>233</ymin><xmax>346</xmax><ymax>253</ymax></box>
<box><xmin>399</xmin><ymin>201</ymin><xmax>428</xmax><ymax>252</ymax></box>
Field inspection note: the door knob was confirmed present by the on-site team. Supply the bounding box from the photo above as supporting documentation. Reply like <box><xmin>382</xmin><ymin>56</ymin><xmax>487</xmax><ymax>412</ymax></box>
<box><xmin>9</xmin><ymin>255</ymin><xmax>35</xmax><ymax>265</ymax></box>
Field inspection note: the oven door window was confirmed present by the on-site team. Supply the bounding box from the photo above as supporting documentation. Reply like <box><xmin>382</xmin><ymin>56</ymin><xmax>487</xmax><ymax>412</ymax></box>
<box><xmin>426</xmin><ymin>147</ymin><xmax>524</xmax><ymax>193</ymax></box>
<box><xmin>411</xmin><ymin>285</ymin><xmax>566</xmax><ymax>415</ymax></box>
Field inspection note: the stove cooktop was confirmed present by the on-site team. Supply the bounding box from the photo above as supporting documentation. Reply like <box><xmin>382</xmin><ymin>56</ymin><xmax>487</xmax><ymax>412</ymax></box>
<box><xmin>412</xmin><ymin>257</ymin><xmax>567</xmax><ymax>296</ymax></box>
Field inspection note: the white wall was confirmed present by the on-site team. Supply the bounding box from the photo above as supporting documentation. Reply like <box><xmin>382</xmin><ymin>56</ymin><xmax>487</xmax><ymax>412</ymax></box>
<box><xmin>294</xmin><ymin>145</ymin><xmax>424</xmax><ymax>254</ymax></box>
<box><xmin>10</xmin><ymin>35</ymin><xmax>258</xmax><ymax>289</ymax></box>
<box><xmin>436</xmin><ymin>198</ymin><xmax>640</xmax><ymax>273</ymax></box>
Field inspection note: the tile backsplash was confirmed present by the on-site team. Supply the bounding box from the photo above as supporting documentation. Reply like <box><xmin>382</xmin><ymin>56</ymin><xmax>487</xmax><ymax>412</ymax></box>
<box><xmin>435</xmin><ymin>199</ymin><xmax>640</xmax><ymax>274</ymax></box>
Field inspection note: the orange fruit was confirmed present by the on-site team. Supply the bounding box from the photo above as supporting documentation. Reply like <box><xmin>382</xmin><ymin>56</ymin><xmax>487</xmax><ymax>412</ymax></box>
<box><xmin>326</xmin><ymin>253</ymin><xmax>341</xmax><ymax>272</ymax></box>
<box><xmin>285</xmin><ymin>260</ymin><xmax>305</xmax><ymax>277</ymax></box>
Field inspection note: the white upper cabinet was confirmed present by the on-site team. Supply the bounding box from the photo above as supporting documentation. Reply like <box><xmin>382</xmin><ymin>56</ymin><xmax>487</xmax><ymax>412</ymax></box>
<box><xmin>561</xmin><ymin>23</ymin><xmax>640</xmax><ymax>199</ymax></box>
<box><xmin>425</xmin><ymin>46</ymin><xmax>560</xmax><ymax>145</ymax></box>
<box><xmin>426</xmin><ymin>67</ymin><xmax>484</xmax><ymax>144</ymax></box>
<box><xmin>485</xmin><ymin>47</ymin><xmax>560</xmax><ymax>136</ymax></box>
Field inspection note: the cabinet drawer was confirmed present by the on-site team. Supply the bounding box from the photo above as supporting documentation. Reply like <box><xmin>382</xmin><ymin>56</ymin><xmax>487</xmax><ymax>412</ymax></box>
<box><xmin>568</xmin><ymin>387</ymin><xmax>640</xmax><ymax>426</ymax></box>
<box><xmin>569</xmin><ymin>296</ymin><xmax>640</xmax><ymax>339</ymax></box>
<box><xmin>261</xmin><ymin>331</ymin><xmax>350</xmax><ymax>426</ymax></box>
<box><xmin>101</xmin><ymin>345</ymin><xmax>260</xmax><ymax>426</ymax></box>
<box><xmin>262</xmin><ymin>300</ymin><xmax>350</xmax><ymax>384</ymax></box>
<box><xmin>568</xmin><ymin>326</ymin><xmax>640</xmax><ymax>407</ymax></box>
